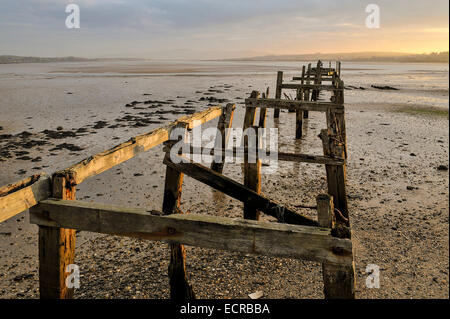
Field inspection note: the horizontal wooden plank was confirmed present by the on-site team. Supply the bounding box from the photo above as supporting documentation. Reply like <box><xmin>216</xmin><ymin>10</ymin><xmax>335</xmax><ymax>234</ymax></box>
<box><xmin>0</xmin><ymin>173</ymin><xmax>51</xmax><ymax>223</ymax></box>
<box><xmin>245</xmin><ymin>98</ymin><xmax>344</xmax><ymax>112</ymax></box>
<box><xmin>277</xmin><ymin>152</ymin><xmax>345</xmax><ymax>165</ymax></box>
<box><xmin>176</xmin><ymin>107</ymin><xmax>223</xmax><ymax>130</ymax></box>
<box><xmin>60</xmin><ymin>107</ymin><xmax>223</xmax><ymax>185</ymax></box>
<box><xmin>163</xmin><ymin>141</ymin><xmax>345</xmax><ymax>166</ymax></box>
<box><xmin>281</xmin><ymin>84</ymin><xmax>341</xmax><ymax>91</ymax></box>
<box><xmin>164</xmin><ymin>153</ymin><xmax>318</xmax><ymax>226</ymax></box>
<box><xmin>30</xmin><ymin>199</ymin><xmax>353</xmax><ymax>265</ymax></box>
<box><xmin>293</xmin><ymin>77</ymin><xmax>334</xmax><ymax>82</ymax></box>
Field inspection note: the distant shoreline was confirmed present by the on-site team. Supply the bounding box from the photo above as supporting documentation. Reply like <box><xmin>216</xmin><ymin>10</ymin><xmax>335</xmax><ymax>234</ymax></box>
<box><xmin>0</xmin><ymin>56</ymin><xmax>146</xmax><ymax>65</ymax></box>
<box><xmin>1</xmin><ymin>51</ymin><xmax>448</xmax><ymax>65</ymax></box>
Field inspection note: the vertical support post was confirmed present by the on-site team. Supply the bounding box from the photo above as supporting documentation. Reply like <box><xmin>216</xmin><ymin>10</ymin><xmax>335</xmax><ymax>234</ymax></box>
<box><xmin>295</xmin><ymin>66</ymin><xmax>305</xmax><ymax>139</ymax></box>
<box><xmin>305</xmin><ymin>63</ymin><xmax>312</xmax><ymax>102</ymax></box>
<box><xmin>317</xmin><ymin>193</ymin><xmax>335</xmax><ymax>228</ymax></box>
<box><xmin>274</xmin><ymin>71</ymin><xmax>283</xmax><ymax>118</ymax></box>
<box><xmin>317</xmin><ymin>194</ymin><xmax>355</xmax><ymax>299</ymax></box>
<box><xmin>243</xmin><ymin>91</ymin><xmax>260</xmax><ymax>220</ymax></box>
<box><xmin>320</xmin><ymin>128</ymin><xmax>348</xmax><ymax>219</ymax></box>
<box><xmin>312</xmin><ymin>60</ymin><xmax>322</xmax><ymax>103</ymax></box>
<box><xmin>295</xmin><ymin>108</ymin><xmax>304</xmax><ymax>139</ymax></box>
<box><xmin>258</xmin><ymin>87</ymin><xmax>269</xmax><ymax>128</ymax></box>
<box><xmin>162</xmin><ymin>125</ymin><xmax>195</xmax><ymax>300</ymax></box>
<box><xmin>211</xmin><ymin>103</ymin><xmax>235</xmax><ymax>174</ymax></box>
<box><xmin>243</xmin><ymin>91</ymin><xmax>259</xmax><ymax>132</ymax></box>
<box><xmin>38</xmin><ymin>173</ymin><xmax>76</xmax><ymax>299</ymax></box>
<box><xmin>244</xmin><ymin>126</ymin><xmax>261</xmax><ymax>220</ymax></box>
<box><xmin>300</xmin><ymin>65</ymin><xmax>309</xmax><ymax>119</ymax></box>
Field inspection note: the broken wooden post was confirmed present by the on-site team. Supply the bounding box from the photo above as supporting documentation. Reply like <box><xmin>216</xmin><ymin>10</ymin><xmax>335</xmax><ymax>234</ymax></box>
<box><xmin>274</xmin><ymin>71</ymin><xmax>283</xmax><ymax>118</ymax></box>
<box><xmin>211</xmin><ymin>103</ymin><xmax>235</xmax><ymax>174</ymax></box>
<box><xmin>37</xmin><ymin>173</ymin><xmax>76</xmax><ymax>299</ymax></box>
<box><xmin>162</xmin><ymin>124</ymin><xmax>195</xmax><ymax>300</ymax></box>
<box><xmin>317</xmin><ymin>194</ymin><xmax>355</xmax><ymax>299</ymax></box>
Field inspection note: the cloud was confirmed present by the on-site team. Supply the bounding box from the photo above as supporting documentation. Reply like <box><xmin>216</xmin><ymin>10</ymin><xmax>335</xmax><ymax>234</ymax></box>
<box><xmin>0</xmin><ymin>0</ymin><xmax>448</xmax><ymax>58</ymax></box>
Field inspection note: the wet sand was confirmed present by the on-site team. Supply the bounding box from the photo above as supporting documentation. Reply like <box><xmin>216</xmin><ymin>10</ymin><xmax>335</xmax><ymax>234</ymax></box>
<box><xmin>0</xmin><ymin>62</ymin><xmax>448</xmax><ymax>299</ymax></box>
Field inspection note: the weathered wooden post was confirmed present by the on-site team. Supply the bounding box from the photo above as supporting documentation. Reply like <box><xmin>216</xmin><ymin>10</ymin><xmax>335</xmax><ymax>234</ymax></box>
<box><xmin>162</xmin><ymin>124</ymin><xmax>195</xmax><ymax>300</ymax></box>
<box><xmin>312</xmin><ymin>60</ymin><xmax>323</xmax><ymax>103</ymax></box>
<box><xmin>274</xmin><ymin>71</ymin><xmax>283</xmax><ymax>118</ymax></box>
<box><xmin>304</xmin><ymin>63</ymin><xmax>312</xmax><ymax>116</ymax></box>
<box><xmin>244</xmin><ymin>125</ymin><xmax>261</xmax><ymax>220</ymax></box>
<box><xmin>317</xmin><ymin>194</ymin><xmax>355</xmax><ymax>299</ymax></box>
<box><xmin>320</xmin><ymin>127</ymin><xmax>348</xmax><ymax>220</ymax></box>
<box><xmin>211</xmin><ymin>103</ymin><xmax>235</xmax><ymax>174</ymax></box>
<box><xmin>294</xmin><ymin>66</ymin><xmax>306</xmax><ymax>139</ymax></box>
<box><xmin>258</xmin><ymin>87</ymin><xmax>269</xmax><ymax>128</ymax></box>
<box><xmin>37</xmin><ymin>172</ymin><xmax>76</xmax><ymax>299</ymax></box>
<box><xmin>243</xmin><ymin>91</ymin><xmax>261</xmax><ymax>220</ymax></box>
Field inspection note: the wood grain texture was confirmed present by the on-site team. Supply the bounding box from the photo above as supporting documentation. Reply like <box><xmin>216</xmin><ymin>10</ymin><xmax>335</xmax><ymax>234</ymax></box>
<box><xmin>211</xmin><ymin>103</ymin><xmax>235</xmax><ymax>174</ymax></box>
<box><xmin>0</xmin><ymin>173</ymin><xmax>51</xmax><ymax>223</ymax></box>
<box><xmin>162</xmin><ymin>127</ymin><xmax>195</xmax><ymax>300</ymax></box>
<box><xmin>274</xmin><ymin>71</ymin><xmax>283</xmax><ymax>118</ymax></box>
<box><xmin>38</xmin><ymin>174</ymin><xmax>76</xmax><ymax>299</ymax></box>
<box><xmin>245</xmin><ymin>98</ymin><xmax>344</xmax><ymax>113</ymax></box>
<box><xmin>30</xmin><ymin>199</ymin><xmax>353</xmax><ymax>266</ymax></box>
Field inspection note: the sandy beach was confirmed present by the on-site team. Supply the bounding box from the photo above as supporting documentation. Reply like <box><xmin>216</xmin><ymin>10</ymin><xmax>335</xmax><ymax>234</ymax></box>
<box><xmin>0</xmin><ymin>61</ymin><xmax>448</xmax><ymax>299</ymax></box>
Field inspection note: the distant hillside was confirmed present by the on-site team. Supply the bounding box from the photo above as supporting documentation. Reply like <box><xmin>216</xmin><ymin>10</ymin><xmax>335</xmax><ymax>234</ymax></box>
<box><xmin>0</xmin><ymin>55</ymin><xmax>144</xmax><ymax>64</ymax></box>
<box><xmin>227</xmin><ymin>51</ymin><xmax>449</xmax><ymax>63</ymax></box>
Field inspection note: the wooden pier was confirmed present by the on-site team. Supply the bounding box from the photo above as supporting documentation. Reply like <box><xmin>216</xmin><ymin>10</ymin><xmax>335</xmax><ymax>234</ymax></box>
<box><xmin>0</xmin><ymin>61</ymin><xmax>355</xmax><ymax>299</ymax></box>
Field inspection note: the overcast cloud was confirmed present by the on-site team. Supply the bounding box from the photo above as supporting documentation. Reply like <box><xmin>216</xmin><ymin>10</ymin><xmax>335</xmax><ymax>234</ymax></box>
<box><xmin>0</xmin><ymin>0</ymin><xmax>448</xmax><ymax>58</ymax></box>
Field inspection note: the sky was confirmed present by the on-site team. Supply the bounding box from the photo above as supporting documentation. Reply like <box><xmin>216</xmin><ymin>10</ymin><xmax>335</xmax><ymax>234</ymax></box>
<box><xmin>0</xmin><ymin>0</ymin><xmax>448</xmax><ymax>59</ymax></box>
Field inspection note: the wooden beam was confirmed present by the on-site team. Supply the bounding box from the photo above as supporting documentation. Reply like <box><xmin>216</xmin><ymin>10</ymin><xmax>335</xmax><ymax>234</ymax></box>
<box><xmin>163</xmin><ymin>153</ymin><xmax>318</xmax><ymax>227</ymax></box>
<box><xmin>244</xmin><ymin>126</ymin><xmax>261</xmax><ymax>220</ymax></box>
<box><xmin>163</xmin><ymin>159</ymin><xmax>195</xmax><ymax>299</ymax></box>
<box><xmin>274</xmin><ymin>71</ymin><xmax>283</xmax><ymax>118</ymax></box>
<box><xmin>60</xmin><ymin>107</ymin><xmax>223</xmax><ymax>185</ymax></box>
<box><xmin>163</xmin><ymin>141</ymin><xmax>346</xmax><ymax>166</ymax></box>
<box><xmin>317</xmin><ymin>194</ymin><xmax>355</xmax><ymax>299</ymax></box>
<box><xmin>300</xmin><ymin>65</ymin><xmax>309</xmax><ymax>119</ymax></box>
<box><xmin>243</xmin><ymin>92</ymin><xmax>260</xmax><ymax>221</ymax></box>
<box><xmin>211</xmin><ymin>104</ymin><xmax>235</xmax><ymax>174</ymax></box>
<box><xmin>258</xmin><ymin>88</ymin><xmax>269</xmax><ymax>128</ymax></box>
<box><xmin>162</xmin><ymin>125</ymin><xmax>195</xmax><ymax>300</ymax></box>
<box><xmin>30</xmin><ymin>199</ymin><xmax>353</xmax><ymax>266</ymax></box>
<box><xmin>293</xmin><ymin>77</ymin><xmax>333</xmax><ymax>82</ymax></box>
<box><xmin>245</xmin><ymin>98</ymin><xmax>344</xmax><ymax>113</ymax></box>
<box><xmin>321</xmin><ymin>129</ymin><xmax>349</xmax><ymax>221</ymax></box>
<box><xmin>0</xmin><ymin>173</ymin><xmax>51</xmax><ymax>223</ymax></box>
<box><xmin>281</xmin><ymin>84</ymin><xmax>340</xmax><ymax>91</ymax></box>
<box><xmin>38</xmin><ymin>174</ymin><xmax>76</xmax><ymax>299</ymax></box>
